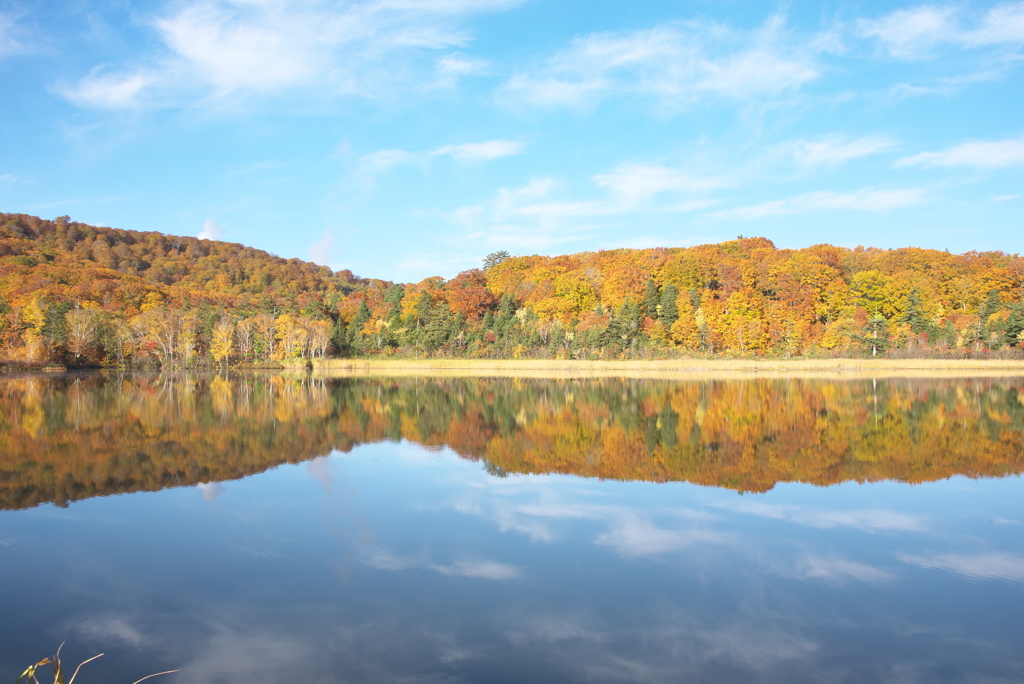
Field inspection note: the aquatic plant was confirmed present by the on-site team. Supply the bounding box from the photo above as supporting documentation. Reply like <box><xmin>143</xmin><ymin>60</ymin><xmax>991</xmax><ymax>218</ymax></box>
<box><xmin>12</xmin><ymin>644</ymin><xmax>177</xmax><ymax>684</ymax></box>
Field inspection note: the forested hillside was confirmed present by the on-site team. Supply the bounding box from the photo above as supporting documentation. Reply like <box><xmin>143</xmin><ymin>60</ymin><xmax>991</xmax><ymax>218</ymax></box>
<box><xmin>2</xmin><ymin>212</ymin><xmax>1024</xmax><ymax>365</ymax></box>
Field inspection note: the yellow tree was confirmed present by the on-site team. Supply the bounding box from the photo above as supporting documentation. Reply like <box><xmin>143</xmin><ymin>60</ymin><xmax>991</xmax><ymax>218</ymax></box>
<box><xmin>210</xmin><ymin>318</ymin><xmax>235</xmax><ymax>368</ymax></box>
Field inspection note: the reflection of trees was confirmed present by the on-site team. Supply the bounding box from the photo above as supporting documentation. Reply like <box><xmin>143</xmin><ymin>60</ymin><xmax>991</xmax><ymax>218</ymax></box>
<box><xmin>1</xmin><ymin>373</ymin><xmax>1023</xmax><ymax>510</ymax></box>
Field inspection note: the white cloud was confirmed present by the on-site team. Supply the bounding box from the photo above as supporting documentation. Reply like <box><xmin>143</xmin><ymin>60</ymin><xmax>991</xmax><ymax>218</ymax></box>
<box><xmin>500</xmin><ymin>17</ymin><xmax>825</xmax><ymax>111</ymax></box>
<box><xmin>898</xmin><ymin>551</ymin><xmax>1024</xmax><ymax>581</ymax></box>
<box><xmin>594</xmin><ymin>164</ymin><xmax>729</xmax><ymax>206</ymax></box>
<box><xmin>428</xmin><ymin>52</ymin><xmax>490</xmax><ymax>88</ymax></box>
<box><xmin>860</xmin><ymin>3</ymin><xmax>1024</xmax><ymax>59</ymax></box>
<box><xmin>450</xmin><ymin>161</ymin><xmax>723</xmax><ymax>248</ymax></box>
<box><xmin>307</xmin><ymin>229</ymin><xmax>334</xmax><ymax>265</ymax></box>
<box><xmin>969</xmin><ymin>2</ymin><xmax>1024</xmax><ymax>45</ymax></box>
<box><xmin>0</xmin><ymin>11</ymin><xmax>27</xmax><ymax>58</ymax></box>
<box><xmin>859</xmin><ymin>6</ymin><xmax>960</xmax><ymax>59</ymax></box>
<box><xmin>715</xmin><ymin>187</ymin><xmax>926</xmax><ymax>220</ymax></box>
<box><xmin>198</xmin><ymin>218</ymin><xmax>224</xmax><ymax>240</ymax></box>
<box><xmin>358</xmin><ymin>140</ymin><xmax>523</xmax><ymax>184</ymax></box>
<box><xmin>61</xmin><ymin>0</ymin><xmax>524</xmax><ymax>109</ymax></box>
<box><xmin>993</xmin><ymin>194</ymin><xmax>1020</xmax><ymax>202</ymax></box>
<box><xmin>55</xmin><ymin>67</ymin><xmax>156</xmax><ymax>109</ymax></box>
<box><xmin>432</xmin><ymin>140</ymin><xmax>524</xmax><ymax>161</ymax></box>
<box><xmin>359</xmin><ymin>148</ymin><xmax>422</xmax><ymax>176</ymax></box>
<box><xmin>791</xmin><ymin>135</ymin><xmax>898</xmax><ymax>166</ymax></box>
<box><xmin>895</xmin><ymin>136</ymin><xmax>1024</xmax><ymax>168</ymax></box>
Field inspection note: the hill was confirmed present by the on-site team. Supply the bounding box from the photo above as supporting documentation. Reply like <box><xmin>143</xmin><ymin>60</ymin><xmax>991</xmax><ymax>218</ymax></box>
<box><xmin>1</xmin><ymin>212</ymin><xmax>1023</xmax><ymax>365</ymax></box>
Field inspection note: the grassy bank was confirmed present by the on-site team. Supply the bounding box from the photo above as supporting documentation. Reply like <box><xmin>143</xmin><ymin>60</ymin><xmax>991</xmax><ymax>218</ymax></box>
<box><xmin>309</xmin><ymin>357</ymin><xmax>1024</xmax><ymax>379</ymax></box>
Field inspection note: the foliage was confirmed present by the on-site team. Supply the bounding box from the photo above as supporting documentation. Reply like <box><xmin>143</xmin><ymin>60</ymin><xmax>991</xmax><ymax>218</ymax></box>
<box><xmin>3</xmin><ymin>214</ymin><xmax>1024</xmax><ymax>364</ymax></box>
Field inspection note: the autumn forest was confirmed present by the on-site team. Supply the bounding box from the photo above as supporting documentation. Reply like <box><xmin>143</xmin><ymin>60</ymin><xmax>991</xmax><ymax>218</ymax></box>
<box><xmin>2</xmin><ymin>212</ymin><xmax>1024</xmax><ymax>366</ymax></box>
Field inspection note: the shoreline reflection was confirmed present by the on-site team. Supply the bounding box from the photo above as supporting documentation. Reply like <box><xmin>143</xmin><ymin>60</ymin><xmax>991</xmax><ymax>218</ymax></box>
<box><xmin>1</xmin><ymin>372</ymin><xmax>1022</xmax><ymax>510</ymax></box>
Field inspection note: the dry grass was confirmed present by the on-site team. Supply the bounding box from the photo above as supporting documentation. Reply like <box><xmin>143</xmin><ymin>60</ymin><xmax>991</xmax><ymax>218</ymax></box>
<box><xmin>13</xmin><ymin>644</ymin><xmax>177</xmax><ymax>684</ymax></box>
<box><xmin>308</xmin><ymin>357</ymin><xmax>1024</xmax><ymax>380</ymax></box>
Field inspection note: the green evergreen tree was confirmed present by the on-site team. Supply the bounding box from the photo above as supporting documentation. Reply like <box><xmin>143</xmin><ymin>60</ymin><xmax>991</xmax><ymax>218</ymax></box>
<box><xmin>330</xmin><ymin>318</ymin><xmax>348</xmax><ymax>355</ymax></box>
<box><xmin>421</xmin><ymin>303</ymin><xmax>453</xmax><ymax>351</ymax></box>
<box><xmin>900</xmin><ymin>287</ymin><xmax>934</xmax><ymax>340</ymax></box>
<box><xmin>605</xmin><ymin>298</ymin><xmax>642</xmax><ymax>349</ymax></box>
<box><xmin>641</xmin><ymin>278</ymin><xmax>659</xmax><ymax>319</ymax></box>
<box><xmin>483</xmin><ymin>251</ymin><xmax>511</xmax><ymax>271</ymax></box>
<box><xmin>348</xmin><ymin>300</ymin><xmax>371</xmax><ymax>351</ymax></box>
<box><xmin>659</xmin><ymin>283</ymin><xmax>679</xmax><ymax>328</ymax></box>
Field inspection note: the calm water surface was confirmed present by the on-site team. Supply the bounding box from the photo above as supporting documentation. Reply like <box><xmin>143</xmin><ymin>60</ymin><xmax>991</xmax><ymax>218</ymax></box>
<box><xmin>1</xmin><ymin>373</ymin><xmax>1023</xmax><ymax>683</ymax></box>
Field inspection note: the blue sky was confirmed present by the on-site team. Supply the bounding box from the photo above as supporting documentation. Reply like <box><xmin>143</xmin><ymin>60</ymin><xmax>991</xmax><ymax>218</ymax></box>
<box><xmin>1</xmin><ymin>0</ymin><xmax>1022</xmax><ymax>281</ymax></box>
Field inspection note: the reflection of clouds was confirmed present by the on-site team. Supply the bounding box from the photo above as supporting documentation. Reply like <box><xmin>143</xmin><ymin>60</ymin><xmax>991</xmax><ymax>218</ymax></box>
<box><xmin>500</xmin><ymin>611</ymin><xmax>819</xmax><ymax>683</ymax></box>
<box><xmin>197</xmin><ymin>481</ymin><xmax>225</xmax><ymax>502</ymax></box>
<box><xmin>448</xmin><ymin>489</ymin><xmax>730</xmax><ymax>557</ymax></box>
<box><xmin>361</xmin><ymin>547</ymin><xmax>522</xmax><ymax>580</ymax></box>
<box><xmin>595</xmin><ymin>514</ymin><xmax>732</xmax><ymax>556</ymax></box>
<box><xmin>795</xmin><ymin>554</ymin><xmax>894</xmax><ymax>584</ymax></box>
<box><xmin>306</xmin><ymin>456</ymin><xmax>333</xmax><ymax>493</ymax></box>
<box><xmin>71</xmin><ymin>614</ymin><xmax>146</xmax><ymax>647</ymax></box>
<box><xmin>180</xmin><ymin>633</ymin><xmax>312</xmax><ymax>684</ymax></box>
<box><xmin>503</xmin><ymin>612</ymin><xmax>608</xmax><ymax>645</ymax></box>
<box><xmin>992</xmin><ymin>518</ymin><xmax>1021</xmax><ymax>525</ymax></box>
<box><xmin>719</xmin><ymin>500</ymin><xmax>926</xmax><ymax>532</ymax></box>
<box><xmin>434</xmin><ymin>560</ymin><xmax>521</xmax><ymax>580</ymax></box>
<box><xmin>898</xmin><ymin>552</ymin><xmax>1024</xmax><ymax>582</ymax></box>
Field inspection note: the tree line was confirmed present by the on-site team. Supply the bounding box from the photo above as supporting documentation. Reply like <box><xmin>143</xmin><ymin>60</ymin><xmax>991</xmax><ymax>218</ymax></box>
<box><xmin>2</xmin><ymin>213</ymin><xmax>1024</xmax><ymax>365</ymax></box>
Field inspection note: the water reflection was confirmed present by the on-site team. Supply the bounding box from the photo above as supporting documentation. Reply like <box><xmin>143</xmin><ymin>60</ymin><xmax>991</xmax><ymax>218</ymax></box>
<box><xmin>2</xmin><ymin>372</ymin><xmax>1024</xmax><ymax>509</ymax></box>
<box><xmin>1</xmin><ymin>373</ymin><xmax>1023</xmax><ymax>683</ymax></box>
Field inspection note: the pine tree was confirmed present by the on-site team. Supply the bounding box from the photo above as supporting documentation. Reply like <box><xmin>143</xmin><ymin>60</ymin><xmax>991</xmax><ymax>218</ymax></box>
<box><xmin>659</xmin><ymin>283</ymin><xmax>679</xmax><ymax>328</ymax></box>
<box><xmin>348</xmin><ymin>300</ymin><xmax>371</xmax><ymax>352</ymax></box>
<box><xmin>641</xmin><ymin>278</ymin><xmax>659</xmax><ymax>319</ymax></box>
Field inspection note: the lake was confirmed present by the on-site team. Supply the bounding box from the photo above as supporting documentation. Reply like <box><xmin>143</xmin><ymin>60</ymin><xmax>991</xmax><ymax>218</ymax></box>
<box><xmin>1</xmin><ymin>372</ymin><xmax>1023</xmax><ymax>683</ymax></box>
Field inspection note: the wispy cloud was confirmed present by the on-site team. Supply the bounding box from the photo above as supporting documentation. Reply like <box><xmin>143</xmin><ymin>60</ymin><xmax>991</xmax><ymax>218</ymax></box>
<box><xmin>898</xmin><ymin>551</ymin><xmax>1024</xmax><ymax>582</ymax></box>
<box><xmin>307</xmin><ymin>229</ymin><xmax>334</xmax><ymax>265</ymax></box>
<box><xmin>0</xmin><ymin>11</ymin><xmax>29</xmax><ymax>58</ymax></box>
<box><xmin>860</xmin><ymin>3</ymin><xmax>1024</xmax><ymax>59</ymax></box>
<box><xmin>432</xmin><ymin>140</ymin><xmax>524</xmax><ymax>161</ymax></box>
<box><xmin>500</xmin><ymin>16</ymin><xmax>827</xmax><ymax>112</ymax></box>
<box><xmin>790</xmin><ymin>135</ymin><xmax>898</xmax><ymax>166</ymax></box>
<box><xmin>714</xmin><ymin>187</ymin><xmax>926</xmax><ymax>220</ymax></box>
<box><xmin>593</xmin><ymin>164</ymin><xmax>729</xmax><ymax>206</ymax></box>
<box><xmin>55</xmin><ymin>66</ymin><xmax>157</xmax><ymax>109</ymax></box>
<box><xmin>59</xmin><ymin>0</ymin><xmax>524</xmax><ymax>110</ymax></box>
<box><xmin>895</xmin><ymin>135</ymin><xmax>1024</xmax><ymax>168</ymax></box>
<box><xmin>358</xmin><ymin>139</ymin><xmax>523</xmax><ymax>184</ymax></box>
<box><xmin>450</xmin><ymin>161</ymin><xmax>723</xmax><ymax>250</ymax></box>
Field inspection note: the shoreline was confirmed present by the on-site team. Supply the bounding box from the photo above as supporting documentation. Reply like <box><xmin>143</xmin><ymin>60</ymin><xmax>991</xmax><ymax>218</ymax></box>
<box><xmin>306</xmin><ymin>357</ymin><xmax>1024</xmax><ymax>380</ymax></box>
